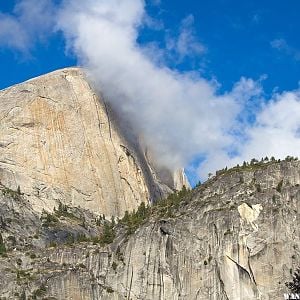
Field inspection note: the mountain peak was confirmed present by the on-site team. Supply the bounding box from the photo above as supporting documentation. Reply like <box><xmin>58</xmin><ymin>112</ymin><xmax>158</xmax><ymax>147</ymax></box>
<box><xmin>0</xmin><ymin>67</ymin><xmax>188</xmax><ymax>217</ymax></box>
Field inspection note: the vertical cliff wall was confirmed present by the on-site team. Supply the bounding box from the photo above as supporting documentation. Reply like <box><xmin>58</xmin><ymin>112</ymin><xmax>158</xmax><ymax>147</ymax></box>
<box><xmin>0</xmin><ymin>67</ymin><xmax>188</xmax><ymax>217</ymax></box>
<box><xmin>42</xmin><ymin>160</ymin><xmax>300</xmax><ymax>300</ymax></box>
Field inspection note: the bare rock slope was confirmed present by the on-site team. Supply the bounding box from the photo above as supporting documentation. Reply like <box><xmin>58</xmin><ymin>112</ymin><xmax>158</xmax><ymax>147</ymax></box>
<box><xmin>0</xmin><ymin>67</ymin><xmax>188</xmax><ymax>217</ymax></box>
<box><xmin>0</xmin><ymin>159</ymin><xmax>298</xmax><ymax>299</ymax></box>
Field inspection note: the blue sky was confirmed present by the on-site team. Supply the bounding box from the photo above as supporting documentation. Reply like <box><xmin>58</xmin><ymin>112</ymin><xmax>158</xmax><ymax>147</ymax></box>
<box><xmin>1</xmin><ymin>0</ymin><xmax>300</xmax><ymax>186</ymax></box>
<box><xmin>1</xmin><ymin>0</ymin><xmax>300</xmax><ymax>94</ymax></box>
<box><xmin>146</xmin><ymin>0</ymin><xmax>300</xmax><ymax>95</ymax></box>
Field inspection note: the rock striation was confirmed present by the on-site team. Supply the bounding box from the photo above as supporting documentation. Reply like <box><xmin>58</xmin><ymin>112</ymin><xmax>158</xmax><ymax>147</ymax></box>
<box><xmin>45</xmin><ymin>160</ymin><xmax>299</xmax><ymax>300</ymax></box>
<box><xmin>0</xmin><ymin>159</ymin><xmax>299</xmax><ymax>299</ymax></box>
<box><xmin>0</xmin><ymin>67</ymin><xmax>188</xmax><ymax>217</ymax></box>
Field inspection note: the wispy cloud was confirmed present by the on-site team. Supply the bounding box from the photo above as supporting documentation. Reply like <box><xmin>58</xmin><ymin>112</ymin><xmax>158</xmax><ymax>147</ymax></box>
<box><xmin>57</xmin><ymin>0</ymin><xmax>300</xmax><ymax>180</ymax></box>
<box><xmin>166</xmin><ymin>15</ymin><xmax>206</xmax><ymax>62</ymax></box>
<box><xmin>198</xmin><ymin>88</ymin><xmax>300</xmax><ymax>177</ymax></box>
<box><xmin>0</xmin><ymin>13</ymin><xmax>29</xmax><ymax>51</ymax></box>
<box><xmin>0</xmin><ymin>0</ymin><xmax>57</xmax><ymax>53</ymax></box>
<box><xmin>149</xmin><ymin>0</ymin><xmax>161</xmax><ymax>6</ymax></box>
<box><xmin>271</xmin><ymin>38</ymin><xmax>300</xmax><ymax>61</ymax></box>
<box><xmin>56</xmin><ymin>0</ymin><xmax>261</xmax><ymax>176</ymax></box>
<box><xmin>252</xmin><ymin>13</ymin><xmax>260</xmax><ymax>24</ymax></box>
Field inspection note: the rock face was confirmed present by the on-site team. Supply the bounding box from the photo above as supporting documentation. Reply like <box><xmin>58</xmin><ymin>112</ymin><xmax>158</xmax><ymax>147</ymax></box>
<box><xmin>51</xmin><ymin>161</ymin><xmax>299</xmax><ymax>300</ymax></box>
<box><xmin>0</xmin><ymin>67</ymin><xmax>187</xmax><ymax>217</ymax></box>
<box><xmin>44</xmin><ymin>160</ymin><xmax>299</xmax><ymax>300</ymax></box>
<box><xmin>0</xmin><ymin>69</ymin><xmax>298</xmax><ymax>299</ymax></box>
<box><xmin>0</xmin><ymin>159</ymin><xmax>299</xmax><ymax>299</ymax></box>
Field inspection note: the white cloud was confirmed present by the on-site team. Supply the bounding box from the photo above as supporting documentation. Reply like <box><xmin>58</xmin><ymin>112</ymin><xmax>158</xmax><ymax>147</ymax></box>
<box><xmin>241</xmin><ymin>89</ymin><xmax>300</xmax><ymax>160</ymax></box>
<box><xmin>56</xmin><ymin>0</ymin><xmax>263</xmax><ymax>177</ymax></box>
<box><xmin>271</xmin><ymin>38</ymin><xmax>287</xmax><ymax>51</ymax></box>
<box><xmin>0</xmin><ymin>13</ymin><xmax>29</xmax><ymax>50</ymax></box>
<box><xmin>198</xmin><ymin>89</ymin><xmax>300</xmax><ymax>178</ymax></box>
<box><xmin>166</xmin><ymin>15</ymin><xmax>206</xmax><ymax>62</ymax></box>
<box><xmin>59</xmin><ymin>1</ymin><xmax>300</xmax><ymax>181</ymax></box>
<box><xmin>0</xmin><ymin>0</ymin><xmax>57</xmax><ymax>52</ymax></box>
<box><xmin>150</xmin><ymin>0</ymin><xmax>161</xmax><ymax>5</ymax></box>
<box><xmin>271</xmin><ymin>38</ymin><xmax>300</xmax><ymax>61</ymax></box>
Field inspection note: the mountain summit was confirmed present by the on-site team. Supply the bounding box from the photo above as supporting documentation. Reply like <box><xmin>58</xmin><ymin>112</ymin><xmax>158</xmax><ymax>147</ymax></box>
<box><xmin>0</xmin><ymin>67</ymin><xmax>189</xmax><ymax>217</ymax></box>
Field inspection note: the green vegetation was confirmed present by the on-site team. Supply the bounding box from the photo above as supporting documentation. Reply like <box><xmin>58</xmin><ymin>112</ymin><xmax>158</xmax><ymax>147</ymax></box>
<box><xmin>152</xmin><ymin>186</ymin><xmax>191</xmax><ymax>219</ymax></box>
<box><xmin>194</xmin><ymin>181</ymin><xmax>202</xmax><ymax>188</ymax></box>
<box><xmin>41</xmin><ymin>201</ymin><xmax>85</xmax><ymax>228</ymax></box>
<box><xmin>214</xmin><ymin>156</ymin><xmax>298</xmax><ymax>178</ymax></box>
<box><xmin>39</xmin><ymin>155</ymin><xmax>296</xmax><ymax>250</ymax></box>
<box><xmin>285</xmin><ymin>155</ymin><xmax>298</xmax><ymax>162</ymax></box>
<box><xmin>45</xmin><ymin>187</ymin><xmax>191</xmax><ymax>247</ymax></box>
<box><xmin>120</xmin><ymin>186</ymin><xmax>191</xmax><ymax>235</ymax></box>
<box><xmin>1</xmin><ymin>185</ymin><xmax>22</xmax><ymax>201</ymax></box>
<box><xmin>120</xmin><ymin>201</ymin><xmax>151</xmax><ymax>235</ymax></box>
<box><xmin>54</xmin><ymin>201</ymin><xmax>81</xmax><ymax>221</ymax></box>
<box><xmin>101</xmin><ymin>222</ymin><xmax>115</xmax><ymax>243</ymax></box>
<box><xmin>97</xmin><ymin>221</ymin><xmax>115</xmax><ymax>246</ymax></box>
<box><xmin>40</xmin><ymin>211</ymin><xmax>58</xmax><ymax>227</ymax></box>
<box><xmin>76</xmin><ymin>233</ymin><xmax>90</xmax><ymax>243</ymax></box>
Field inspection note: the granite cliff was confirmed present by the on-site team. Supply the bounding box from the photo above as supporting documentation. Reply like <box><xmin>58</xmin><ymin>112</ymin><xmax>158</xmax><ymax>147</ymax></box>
<box><xmin>0</xmin><ymin>69</ymin><xmax>298</xmax><ymax>300</ymax></box>
<box><xmin>0</xmin><ymin>67</ymin><xmax>189</xmax><ymax>218</ymax></box>
<box><xmin>0</xmin><ymin>159</ymin><xmax>299</xmax><ymax>299</ymax></box>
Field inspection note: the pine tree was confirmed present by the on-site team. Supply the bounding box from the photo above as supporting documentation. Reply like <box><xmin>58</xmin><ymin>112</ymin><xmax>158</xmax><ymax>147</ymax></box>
<box><xmin>122</xmin><ymin>211</ymin><xmax>130</xmax><ymax>224</ymax></box>
<box><xmin>100</xmin><ymin>222</ymin><xmax>115</xmax><ymax>245</ymax></box>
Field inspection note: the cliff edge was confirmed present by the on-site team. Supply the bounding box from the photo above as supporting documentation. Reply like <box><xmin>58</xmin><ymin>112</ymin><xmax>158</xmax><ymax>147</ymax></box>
<box><xmin>0</xmin><ymin>67</ymin><xmax>189</xmax><ymax>217</ymax></box>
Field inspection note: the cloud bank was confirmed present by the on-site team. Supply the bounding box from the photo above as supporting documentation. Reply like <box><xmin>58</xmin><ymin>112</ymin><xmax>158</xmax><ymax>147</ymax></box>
<box><xmin>56</xmin><ymin>0</ymin><xmax>258</xmax><ymax>175</ymax></box>
<box><xmin>2</xmin><ymin>0</ymin><xmax>300</xmax><ymax>181</ymax></box>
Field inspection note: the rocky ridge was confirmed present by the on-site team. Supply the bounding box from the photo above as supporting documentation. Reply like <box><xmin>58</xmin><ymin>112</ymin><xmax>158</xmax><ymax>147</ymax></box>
<box><xmin>0</xmin><ymin>159</ymin><xmax>299</xmax><ymax>299</ymax></box>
